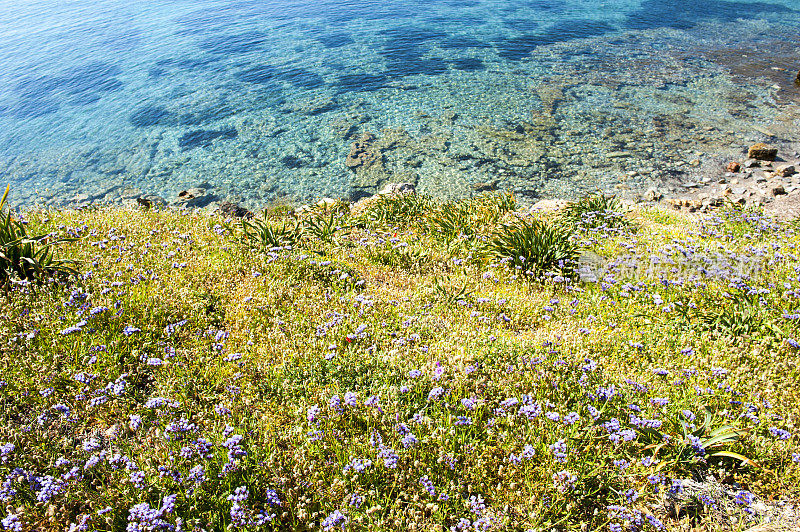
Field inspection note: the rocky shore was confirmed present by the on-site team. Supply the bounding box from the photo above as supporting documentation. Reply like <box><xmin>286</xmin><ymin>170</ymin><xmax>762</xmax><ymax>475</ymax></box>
<box><xmin>45</xmin><ymin>138</ymin><xmax>800</xmax><ymax>225</ymax></box>
<box><xmin>656</xmin><ymin>142</ymin><xmax>800</xmax><ymax>221</ymax></box>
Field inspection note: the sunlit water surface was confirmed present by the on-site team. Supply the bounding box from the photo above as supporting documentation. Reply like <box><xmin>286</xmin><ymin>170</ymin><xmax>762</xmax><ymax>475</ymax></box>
<box><xmin>1</xmin><ymin>0</ymin><xmax>799</xmax><ymax>207</ymax></box>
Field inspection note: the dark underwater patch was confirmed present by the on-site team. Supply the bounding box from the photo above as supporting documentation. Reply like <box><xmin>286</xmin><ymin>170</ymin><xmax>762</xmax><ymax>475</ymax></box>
<box><xmin>324</xmin><ymin>4</ymin><xmax>418</xmax><ymax>23</ymax></box>
<box><xmin>380</xmin><ymin>43</ymin><xmax>425</xmax><ymax>63</ymax></box>
<box><xmin>15</xmin><ymin>62</ymin><xmax>123</xmax><ymax>98</ymax></box>
<box><xmin>3</xmin><ymin>97</ymin><xmax>59</xmax><ymax>119</ymax></box>
<box><xmin>276</xmin><ymin>68</ymin><xmax>324</xmax><ymax>89</ymax></box>
<box><xmin>504</xmin><ymin>19</ymin><xmax>542</xmax><ymax>32</ymax></box>
<box><xmin>11</xmin><ymin>61</ymin><xmax>123</xmax><ymax>113</ymax></box>
<box><xmin>318</xmin><ymin>33</ymin><xmax>355</xmax><ymax>48</ymax></box>
<box><xmin>378</xmin><ymin>26</ymin><xmax>452</xmax><ymax>77</ymax></box>
<box><xmin>235</xmin><ymin>65</ymin><xmax>280</xmax><ymax>84</ymax></box>
<box><xmin>235</xmin><ymin>65</ymin><xmax>323</xmax><ymax>89</ymax></box>
<box><xmin>496</xmin><ymin>19</ymin><xmax>616</xmax><ymax>60</ymax></box>
<box><xmin>543</xmin><ymin>19</ymin><xmax>615</xmax><ymax>43</ymax></box>
<box><xmin>177</xmin><ymin>105</ymin><xmax>237</xmax><ymax>126</ymax></box>
<box><xmin>438</xmin><ymin>35</ymin><xmax>491</xmax><ymax>50</ymax></box>
<box><xmin>624</xmin><ymin>0</ymin><xmax>794</xmax><ymax>31</ymax></box>
<box><xmin>129</xmin><ymin>106</ymin><xmax>171</xmax><ymax>128</ymax></box>
<box><xmin>281</xmin><ymin>155</ymin><xmax>306</xmax><ymax>168</ymax></box>
<box><xmin>379</xmin><ymin>26</ymin><xmax>447</xmax><ymax>44</ymax></box>
<box><xmin>521</xmin><ymin>0</ymin><xmax>568</xmax><ymax>11</ymax></box>
<box><xmin>386</xmin><ymin>57</ymin><xmax>449</xmax><ymax>77</ymax></box>
<box><xmin>178</xmin><ymin>128</ymin><xmax>238</xmax><ymax>151</ymax></box>
<box><xmin>444</xmin><ymin>0</ymin><xmax>480</xmax><ymax>6</ymax></box>
<box><xmin>450</xmin><ymin>58</ymin><xmax>486</xmax><ymax>71</ymax></box>
<box><xmin>495</xmin><ymin>34</ymin><xmax>546</xmax><ymax>61</ymax></box>
<box><xmin>445</xmin><ymin>0</ymin><xmax>481</xmax><ymax>7</ymax></box>
<box><xmin>148</xmin><ymin>67</ymin><xmax>167</xmax><ymax>79</ymax></box>
<box><xmin>335</xmin><ymin>73</ymin><xmax>389</xmax><ymax>93</ymax></box>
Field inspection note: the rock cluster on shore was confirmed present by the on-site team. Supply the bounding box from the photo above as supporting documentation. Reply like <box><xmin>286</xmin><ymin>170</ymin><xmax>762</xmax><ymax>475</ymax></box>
<box><xmin>657</xmin><ymin>143</ymin><xmax>800</xmax><ymax>220</ymax></box>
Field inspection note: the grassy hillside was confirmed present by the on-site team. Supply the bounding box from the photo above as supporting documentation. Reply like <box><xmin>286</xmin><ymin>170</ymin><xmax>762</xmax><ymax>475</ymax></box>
<box><xmin>0</xmin><ymin>192</ymin><xmax>798</xmax><ymax>531</ymax></box>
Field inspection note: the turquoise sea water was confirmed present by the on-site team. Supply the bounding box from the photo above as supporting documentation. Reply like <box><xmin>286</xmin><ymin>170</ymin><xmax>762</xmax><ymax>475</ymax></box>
<box><xmin>1</xmin><ymin>0</ymin><xmax>799</xmax><ymax>207</ymax></box>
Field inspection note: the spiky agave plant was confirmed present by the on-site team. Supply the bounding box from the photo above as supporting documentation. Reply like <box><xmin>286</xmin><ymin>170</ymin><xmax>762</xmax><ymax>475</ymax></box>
<box><xmin>304</xmin><ymin>211</ymin><xmax>346</xmax><ymax>243</ymax></box>
<box><xmin>639</xmin><ymin>408</ymin><xmax>757</xmax><ymax>473</ymax></box>
<box><xmin>240</xmin><ymin>213</ymin><xmax>304</xmax><ymax>250</ymax></box>
<box><xmin>486</xmin><ymin>218</ymin><xmax>579</xmax><ymax>279</ymax></box>
<box><xmin>0</xmin><ymin>185</ymin><xmax>78</xmax><ymax>288</ymax></box>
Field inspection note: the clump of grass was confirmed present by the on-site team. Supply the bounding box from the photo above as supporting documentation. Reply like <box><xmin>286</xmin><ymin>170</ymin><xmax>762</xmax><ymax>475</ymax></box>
<box><xmin>241</xmin><ymin>213</ymin><xmax>304</xmax><ymax>250</ymax></box>
<box><xmin>688</xmin><ymin>288</ymin><xmax>783</xmax><ymax>344</ymax></box>
<box><xmin>354</xmin><ymin>193</ymin><xmax>432</xmax><ymax>228</ymax></box>
<box><xmin>561</xmin><ymin>193</ymin><xmax>632</xmax><ymax>231</ymax></box>
<box><xmin>425</xmin><ymin>192</ymin><xmax>516</xmax><ymax>244</ymax></box>
<box><xmin>0</xmin><ymin>185</ymin><xmax>77</xmax><ymax>289</ymax></box>
<box><xmin>287</xmin><ymin>258</ymin><xmax>365</xmax><ymax>292</ymax></box>
<box><xmin>365</xmin><ymin>243</ymin><xmax>433</xmax><ymax>273</ymax></box>
<box><xmin>486</xmin><ymin>217</ymin><xmax>579</xmax><ymax>279</ymax></box>
<box><xmin>304</xmin><ymin>211</ymin><xmax>348</xmax><ymax>244</ymax></box>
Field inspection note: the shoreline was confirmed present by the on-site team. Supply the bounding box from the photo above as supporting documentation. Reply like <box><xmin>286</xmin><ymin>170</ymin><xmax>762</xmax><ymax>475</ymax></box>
<box><xmin>8</xmin><ymin>140</ymin><xmax>800</xmax><ymax>223</ymax></box>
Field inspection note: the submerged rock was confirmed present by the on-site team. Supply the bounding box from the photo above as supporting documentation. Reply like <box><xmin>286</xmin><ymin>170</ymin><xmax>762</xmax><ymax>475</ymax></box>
<box><xmin>378</xmin><ymin>182</ymin><xmax>415</xmax><ymax>196</ymax></box>
<box><xmin>178</xmin><ymin>128</ymin><xmax>238</xmax><ymax>151</ymax></box>
<box><xmin>218</xmin><ymin>201</ymin><xmax>253</xmax><ymax>219</ymax></box>
<box><xmin>470</xmin><ymin>179</ymin><xmax>501</xmax><ymax>192</ymax></box>
<box><xmin>774</xmin><ymin>164</ymin><xmax>796</xmax><ymax>177</ymax></box>
<box><xmin>747</xmin><ymin>143</ymin><xmax>778</xmax><ymax>161</ymax></box>
<box><xmin>136</xmin><ymin>195</ymin><xmax>166</xmax><ymax>209</ymax></box>
<box><xmin>345</xmin><ymin>132</ymin><xmax>381</xmax><ymax>170</ymax></box>
<box><xmin>174</xmin><ymin>188</ymin><xmax>217</xmax><ymax>208</ymax></box>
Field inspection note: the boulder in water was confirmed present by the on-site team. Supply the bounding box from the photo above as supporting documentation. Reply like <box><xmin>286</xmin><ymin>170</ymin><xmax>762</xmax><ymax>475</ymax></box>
<box><xmin>747</xmin><ymin>143</ymin><xmax>777</xmax><ymax>161</ymax></box>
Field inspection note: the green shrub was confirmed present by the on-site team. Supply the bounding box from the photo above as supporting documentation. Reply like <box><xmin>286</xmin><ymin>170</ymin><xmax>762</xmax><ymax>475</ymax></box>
<box><xmin>241</xmin><ymin>213</ymin><xmax>304</xmax><ymax>250</ymax></box>
<box><xmin>486</xmin><ymin>218</ymin><xmax>579</xmax><ymax>279</ymax></box>
<box><xmin>0</xmin><ymin>185</ymin><xmax>77</xmax><ymax>288</ymax></box>
<box><xmin>561</xmin><ymin>193</ymin><xmax>632</xmax><ymax>231</ymax></box>
<box><xmin>355</xmin><ymin>193</ymin><xmax>432</xmax><ymax>228</ymax></box>
<box><xmin>304</xmin><ymin>212</ymin><xmax>347</xmax><ymax>243</ymax></box>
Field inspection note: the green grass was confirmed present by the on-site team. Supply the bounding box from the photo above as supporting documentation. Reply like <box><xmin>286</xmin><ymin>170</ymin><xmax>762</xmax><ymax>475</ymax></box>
<box><xmin>0</xmin><ymin>193</ymin><xmax>798</xmax><ymax>531</ymax></box>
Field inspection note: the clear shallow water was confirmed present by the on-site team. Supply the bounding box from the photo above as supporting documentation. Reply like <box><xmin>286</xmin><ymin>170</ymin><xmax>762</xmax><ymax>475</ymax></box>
<box><xmin>1</xmin><ymin>0</ymin><xmax>799</xmax><ymax>207</ymax></box>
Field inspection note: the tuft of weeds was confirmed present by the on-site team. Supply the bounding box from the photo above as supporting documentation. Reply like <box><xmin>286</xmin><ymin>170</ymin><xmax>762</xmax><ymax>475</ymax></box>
<box><xmin>304</xmin><ymin>211</ymin><xmax>348</xmax><ymax>244</ymax></box>
<box><xmin>241</xmin><ymin>213</ymin><xmax>304</xmax><ymax>250</ymax></box>
<box><xmin>431</xmin><ymin>274</ymin><xmax>475</xmax><ymax>305</ymax></box>
<box><xmin>286</xmin><ymin>257</ymin><xmax>365</xmax><ymax>292</ymax></box>
<box><xmin>0</xmin><ymin>185</ymin><xmax>78</xmax><ymax>289</ymax></box>
<box><xmin>561</xmin><ymin>193</ymin><xmax>633</xmax><ymax>232</ymax></box>
<box><xmin>689</xmin><ymin>289</ymin><xmax>784</xmax><ymax>344</ymax></box>
<box><xmin>425</xmin><ymin>192</ymin><xmax>515</xmax><ymax>242</ymax></box>
<box><xmin>354</xmin><ymin>193</ymin><xmax>432</xmax><ymax>228</ymax></box>
<box><xmin>486</xmin><ymin>217</ymin><xmax>579</xmax><ymax>279</ymax></box>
